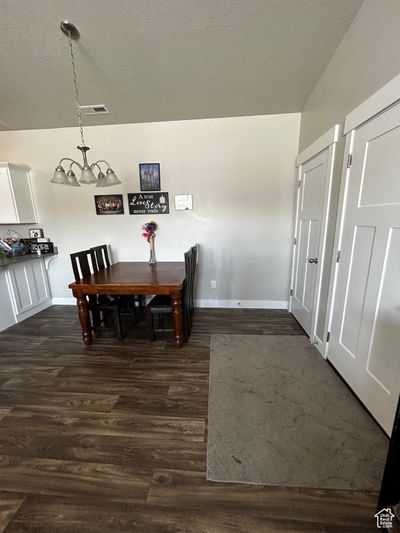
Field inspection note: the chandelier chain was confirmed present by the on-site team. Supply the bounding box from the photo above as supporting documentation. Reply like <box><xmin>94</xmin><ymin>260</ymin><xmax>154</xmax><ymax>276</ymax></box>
<box><xmin>68</xmin><ymin>32</ymin><xmax>85</xmax><ymax>147</ymax></box>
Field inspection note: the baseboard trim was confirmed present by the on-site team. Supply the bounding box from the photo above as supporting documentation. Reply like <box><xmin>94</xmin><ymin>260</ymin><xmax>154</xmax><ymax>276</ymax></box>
<box><xmin>195</xmin><ymin>299</ymin><xmax>288</xmax><ymax>309</ymax></box>
<box><xmin>52</xmin><ymin>297</ymin><xmax>76</xmax><ymax>305</ymax></box>
<box><xmin>52</xmin><ymin>297</ymin><xmax>288</xmax><ymax>310</ymax></box>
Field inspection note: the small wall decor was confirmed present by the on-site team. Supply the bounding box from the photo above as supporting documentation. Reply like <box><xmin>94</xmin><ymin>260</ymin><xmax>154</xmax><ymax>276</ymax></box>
<box><xmin>128</xmin><ymin>192</ymin><xmax>169</xmax><ymax>215</ymax></box>
<box><xmin>175</xmin><ymin>194</ymin><xmax>193</xmax><ymax>210</ymax></box>
<box><xmin>94</xmin><ymin>194</ymin><xmax>124</xmax><ymax>215</ymax></box>
<box><xmin>29</xmin><ymin>228</ymin><xmax>44</xmax><ymax>238</ymax></box>
<box><xmin>139</xmin><ymin>163</ymin><xmax>161</xmax><ymax>191</ymax></box>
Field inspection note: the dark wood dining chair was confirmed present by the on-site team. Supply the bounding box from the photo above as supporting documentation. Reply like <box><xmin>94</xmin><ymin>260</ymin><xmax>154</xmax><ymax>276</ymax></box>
<box><xmin>146</xmin><ymin>244</ymin><xmax>198</xmax><ymax>341</ymax></box>
<box><xmin>70</xmin><ymin>249</ymin><xmax>124</xmax><ymax>340</ymax></box>
<box><xmin>185</xmin><ymin>243</ymin><xmax>198</xmax><ymax>337</ymax></box>
<box><xmin>90</xmin><ymin>244</ymin><xmax>111</xmax><ymax>271</ymax></box>
<box><xmin>90</xmin><ymin>244</ymin><xmax>143</xmax><ymax>320</ymax></box>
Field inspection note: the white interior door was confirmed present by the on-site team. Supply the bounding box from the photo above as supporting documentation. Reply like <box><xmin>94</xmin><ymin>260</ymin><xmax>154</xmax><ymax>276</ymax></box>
<box><xmin>328</xmin><ymin>102</ymin><xmax>400</xmax><ymax>435</ymax></box>
<box><xmin>291</xmin><ymin>150</ymin><xmax>328</xmax><ymax>335</ymax></box>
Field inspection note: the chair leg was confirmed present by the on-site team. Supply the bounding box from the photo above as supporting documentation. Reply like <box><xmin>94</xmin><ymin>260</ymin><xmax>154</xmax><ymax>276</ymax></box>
<box><xmin>146</xmin><ymin>306</ymin><xmax>155</xmax><ymax>341</ymax></box>
<box><xmin>130</xmin><ymin>298</ymin><xmax>137</xmax><ymax>325</ymax></box>
<box><xmin>113</xmin><ymin>307</ymin><xmax>123</xmax><ymax>340</ymax></box>
<box><xmin>91</xmin><ymin>308</ymin><xmax>101</xmax><ymax>328</ymax></box>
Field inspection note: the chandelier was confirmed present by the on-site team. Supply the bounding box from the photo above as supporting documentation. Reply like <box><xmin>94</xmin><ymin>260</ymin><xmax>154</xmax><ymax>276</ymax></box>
<box><xmin>51</xmin><ymin>21</ymin><xmax>121</xmax><ymax>187</ymax></box>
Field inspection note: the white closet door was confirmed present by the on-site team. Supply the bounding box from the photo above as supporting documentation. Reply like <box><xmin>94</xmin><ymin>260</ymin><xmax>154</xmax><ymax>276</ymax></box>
<box><xmin>328</xmin><ymin>102</ymin><xmax>400</xmax><ymax>435</ymax></box>
<box><xmin>292</xmin><ymin>150</ymin><xmax>328</xmax><ymax>335</ymax></box>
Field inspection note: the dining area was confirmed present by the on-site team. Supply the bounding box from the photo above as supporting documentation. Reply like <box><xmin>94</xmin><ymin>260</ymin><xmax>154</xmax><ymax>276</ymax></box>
<box><xmin>68</xmin><ymin>243</ymin><xmax>198</xmax><ymax>348</ymax></box>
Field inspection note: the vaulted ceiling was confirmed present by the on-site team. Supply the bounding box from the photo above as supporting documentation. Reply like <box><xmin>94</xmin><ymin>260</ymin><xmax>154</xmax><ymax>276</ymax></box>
<box><xmin>0</xmin><ymin>0</ymin><xmax>363</xmax><ymax>131</ymax></box>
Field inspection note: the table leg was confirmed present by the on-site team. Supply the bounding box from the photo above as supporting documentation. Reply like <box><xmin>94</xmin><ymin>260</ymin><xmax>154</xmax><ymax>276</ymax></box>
<box><xmin>171</xmin><ymin>292</ymin><xmax>184</xmax><ymax>348</ymax></box>
<box><xmin>76</xmin><ymin>294</ymin><xmax>92</xmax><ymax>346</ymax></box>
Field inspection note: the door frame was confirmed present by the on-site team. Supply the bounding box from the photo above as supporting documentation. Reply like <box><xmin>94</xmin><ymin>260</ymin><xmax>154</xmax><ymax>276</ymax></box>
<box><xmin>324</xmin><ymin>73</ymin><xmax>400</xmax><ymax>362</ymax></box>
<box><xmin>289</xmin><ymin>124</ymin><xmax>339</xmax><ymax>356</ymax></box>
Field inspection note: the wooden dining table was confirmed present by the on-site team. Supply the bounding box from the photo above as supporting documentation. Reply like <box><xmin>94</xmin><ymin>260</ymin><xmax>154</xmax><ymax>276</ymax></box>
<box><xmin>68</xmin><ymin>261</ymin><xmax>186</xmax><ymax>347</ymax></box>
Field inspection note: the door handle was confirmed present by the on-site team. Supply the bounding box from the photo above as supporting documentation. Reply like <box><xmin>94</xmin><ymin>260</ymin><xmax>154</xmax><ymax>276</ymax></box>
<box><xmin>308</xmin><ymin>258</ymin><xmax>318</xmax><ymax>264</ymax></box>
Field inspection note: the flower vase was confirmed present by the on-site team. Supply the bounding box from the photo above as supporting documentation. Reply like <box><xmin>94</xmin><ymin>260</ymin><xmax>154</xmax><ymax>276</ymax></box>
<box><xmin>149</xmin><ymin>236</ymin><xmax>156</xmax><ymax>264</ymax></box>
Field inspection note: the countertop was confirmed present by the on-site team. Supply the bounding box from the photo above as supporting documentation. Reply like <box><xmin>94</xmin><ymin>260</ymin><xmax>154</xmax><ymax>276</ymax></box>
<box><xmin>0</xmin><ymin>253</ymin><xmax>57</xmax><ymax>268</ymax></box>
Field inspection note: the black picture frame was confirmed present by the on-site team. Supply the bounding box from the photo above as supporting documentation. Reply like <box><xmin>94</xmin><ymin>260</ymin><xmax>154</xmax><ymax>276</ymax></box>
<box><xmin>139</xmin><ymin>163</ymin><xmax>161</xmax><ymax>191</ymax></box>
<box><xmin>94</xmin><ymin>195</ymin><xmax>124</xmax><ymax>215</ymax></box>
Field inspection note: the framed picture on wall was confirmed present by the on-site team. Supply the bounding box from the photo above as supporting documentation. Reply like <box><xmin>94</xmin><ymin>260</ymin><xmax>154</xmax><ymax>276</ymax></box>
<box><xmin>94</xmin><ymin>194</ymin><xmax>124</xmax><ymax>215</ymax></box>
<box><xmin>139</xmin><ymin>163</ymin><xmax>161</xmax><ymax>191</ymax></box>
<box><xmin>29</xmin><ymin>228</ymin><xmax>44</xmax><ymax>238</ymax></box>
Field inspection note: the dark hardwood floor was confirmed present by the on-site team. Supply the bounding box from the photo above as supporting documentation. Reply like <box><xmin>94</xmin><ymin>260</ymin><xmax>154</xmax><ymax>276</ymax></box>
<box><xmin>0</xmin><ymin>306</ymin><xmax>378</xmax><ymax>532</ymax></box>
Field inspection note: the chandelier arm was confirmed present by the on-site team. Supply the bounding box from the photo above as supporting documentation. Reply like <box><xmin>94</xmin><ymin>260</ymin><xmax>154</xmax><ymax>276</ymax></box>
<box><xmin>94</xmin><ymin>159</ymin><xmax>111</xmax><ymax>169</ymax></box>
<box><xmin>90</xmin><ymin>162</ymin><xmax>102</xmax><ymax>173</ymax></box>
<box><xmin>69</xmin><ymin>160</ymin><xmax>84</xmax><ymax>172</ymax></box>
<box><xmin>60</xmin><ymin>157</ymin><xmax>82</xmax><ymax>170</ymax></box>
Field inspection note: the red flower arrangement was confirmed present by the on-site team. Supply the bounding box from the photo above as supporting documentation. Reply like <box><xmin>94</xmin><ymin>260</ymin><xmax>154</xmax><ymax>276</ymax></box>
<box><xmin>142</xmin><ymin>220</ymin><xmax>158</xmax><ymax>243</ymax></box>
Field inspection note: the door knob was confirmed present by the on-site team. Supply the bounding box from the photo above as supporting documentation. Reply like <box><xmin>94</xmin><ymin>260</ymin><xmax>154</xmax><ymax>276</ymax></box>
<box><xmin>308</xmin><ymin>258</ymin><xmax>318</xmax><ymax>264</ymax></box>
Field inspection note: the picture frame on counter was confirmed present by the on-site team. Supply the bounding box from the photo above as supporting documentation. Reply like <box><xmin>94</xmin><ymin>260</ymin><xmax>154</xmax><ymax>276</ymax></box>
<box><xmin>139</xmin><ymin>163</ymin><xmax>161</xmax><ymax>191</ymax></box>
<box><xmin>29</xmin><ymin>228</ymin><xmax>44</xmax><ymax>238</ymax></box>
<box><xmin>94</xmin><ymin>194</ymin><xmax>124</xmax><ymax>215</ymax></box>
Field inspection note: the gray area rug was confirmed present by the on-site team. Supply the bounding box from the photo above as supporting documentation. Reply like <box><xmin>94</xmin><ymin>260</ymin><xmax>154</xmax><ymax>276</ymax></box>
<box><xmin>207</xmin><ymin>334</ymin><xmax>389</xmax><ymax>489</ymax></box>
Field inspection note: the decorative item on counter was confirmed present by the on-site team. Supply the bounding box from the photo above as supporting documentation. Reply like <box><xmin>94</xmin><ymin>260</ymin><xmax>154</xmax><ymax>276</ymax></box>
<box><xmin>0</xmin><ymin>239</ymin><xmax>13</xmax><ymax>255</ymax></box>
<box><xmin>29</xmin><ymin>228</ymin><xmax>44</xmax><ymax>238</ymax></box>
<box><xmin>26</xmin><ymin>241</ymin><xmax>55</xmax><ymax>255</ymax></box>
<box><xmin>142</xmin><ymin>220</ymin><xmax>158</xmax><ymax>264</ymax></box>
<box><xmin>2</xmin><ymin>230</ymin><xmax>27</xmax><ymax>256</ymax></box>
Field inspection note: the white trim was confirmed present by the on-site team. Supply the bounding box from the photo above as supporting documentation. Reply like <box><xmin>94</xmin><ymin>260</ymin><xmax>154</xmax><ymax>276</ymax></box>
<box><xmin>323</xmin><ymin>131</ymin><xmax>356</xmax><ymax>359</ymax></box>
<box><xmin>52</xmin><ymin>297</ymin><xmax>76</xmax><ymax>305</ymax></box>
<box><xmin>195</xmin><ymin>299</ymin><xmax>288</xmax><ymax>309</ymax></box>
<box><xmin>344</xmin><ymin>72</ymin><xmax>400</xmax><ymax>134</ymax></box>
<box><xmin>309</xmin><ymin>141</ymin><xmax>336</xmax><ymax>350</ymax></box>
<box><xmin>296</xmin><ymin>124</ymin><xmax>339</xmax><ymax>166</ymax></box>
<box><xmin>53</xmin><ymin>297</ymin><xmax>288</xmax><ymax>310</ymax></box>
<box><xmin>288</xmin><ymin>164</ymin><xmax>302</xmax><ymax>312</ymax></box>
<box><xmin>290</xmin><ymin>126</ymin><xmax>338</xmax><ymax>356</ymax></box>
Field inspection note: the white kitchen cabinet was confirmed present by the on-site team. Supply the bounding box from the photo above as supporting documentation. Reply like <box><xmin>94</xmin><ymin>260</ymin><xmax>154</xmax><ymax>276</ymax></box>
<box><xmin>0</xmin><ymin>162</ymin><xmax>37</xmax><ymax>224</ymax></box>
<box><xmin>0</xmin><ymin>268</ymin><xmax>16</xmax><ymax>331</ymax></box>
<box><xmin>0</xmin><ymin>256</ymin><xmax>52</xmax><ymax>330</ymax></box>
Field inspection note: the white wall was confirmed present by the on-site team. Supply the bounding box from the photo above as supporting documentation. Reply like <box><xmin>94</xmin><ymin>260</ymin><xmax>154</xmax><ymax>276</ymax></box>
<box><xmin>0</xmin><ymin>114</ymin><xmax>300</xmax><ymax>307</ymax></box>
<box><xmin>298</xmin><ymin>0</ymin><xmax>400</xmax><ymax>338</ymax></box>
<box><xmin>299</xmin><ymin>0</ymin><xmax>400</xmax><ymax>150</ymax></box>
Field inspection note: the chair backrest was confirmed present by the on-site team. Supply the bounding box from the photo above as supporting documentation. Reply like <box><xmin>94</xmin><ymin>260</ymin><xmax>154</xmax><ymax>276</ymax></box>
<box><xmin>70</xmin><ymin>249</ymin><xmax>94</xmax><ymax>282</ymax></box>
<box><xmin>90</xmin><ymin>244</ymin><xmax>111</xmax><ymax>272</ymax></box>
<box><xmin>183</xmin><ymin>247</ymin><xmax>193</xmax><ymax>336</ymax></box>
<box><xmin>184</xmin><ymin>247</ymin><xmax>192</xmax><ymax>281</ymax></box>
<box><xmin>191</xmin><ymin>244</ymin><xmax>198</xmax><ymax>282</ymax></box>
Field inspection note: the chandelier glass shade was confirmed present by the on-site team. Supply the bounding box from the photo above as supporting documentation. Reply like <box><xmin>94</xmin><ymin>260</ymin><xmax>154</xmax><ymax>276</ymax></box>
<box><xmin>51</xmin><ymin>21</ymin><xmax>121</xmax><ymax>188</ymax></box>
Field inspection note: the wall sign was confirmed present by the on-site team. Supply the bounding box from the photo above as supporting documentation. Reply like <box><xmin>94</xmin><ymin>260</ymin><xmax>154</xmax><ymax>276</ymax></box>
<box><xmin>128</xmin><ymin>192</ymin><xmax>169</xmax><ymax>215</ymax></box>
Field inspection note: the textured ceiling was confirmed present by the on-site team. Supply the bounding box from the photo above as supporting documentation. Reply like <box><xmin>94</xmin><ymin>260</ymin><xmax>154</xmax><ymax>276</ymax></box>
<box><xmin>0</xmin><ymin>0</ymin><xmax>363</xmax><ymax>131</ymax></box>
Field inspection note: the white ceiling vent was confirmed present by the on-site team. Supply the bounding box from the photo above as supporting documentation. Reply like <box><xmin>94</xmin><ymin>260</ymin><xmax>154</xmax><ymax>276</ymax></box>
<box><xmin>79</xmin><ymin>105</ymin><xmax>109</xmax><ymax>115</ymax></box>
